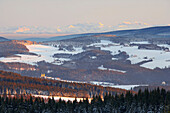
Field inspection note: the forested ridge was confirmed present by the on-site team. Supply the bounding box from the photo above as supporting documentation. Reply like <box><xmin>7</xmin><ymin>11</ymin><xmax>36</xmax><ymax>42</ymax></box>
<box><xmin>0</xmin><ymin>70</ymin><xmax>128</xmax><ymax>98</ymax></box>
<box><xmin>0</xmin><ymin>88</ymin><xmax>170</xmax><ymax>112</ymax></box>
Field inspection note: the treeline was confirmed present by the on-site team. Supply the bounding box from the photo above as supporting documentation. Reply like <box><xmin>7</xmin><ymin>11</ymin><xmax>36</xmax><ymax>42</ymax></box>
<box><xmin>0</xmin><ymin>88</ymin><xmax>170</xmax><ymax>113</ymax></box>
<box><xmin>0</xmin><ymin>41</ymin><xmax>29</xmax><ymax>57</ymax></box>
<box><xmin>0</xmin><ymin>70</ymin><xmax>128</xmax><ymax>98</ymax></box>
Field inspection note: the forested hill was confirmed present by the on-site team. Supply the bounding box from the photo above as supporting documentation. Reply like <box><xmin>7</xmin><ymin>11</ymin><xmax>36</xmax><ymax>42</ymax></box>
<box><xmin>0</xmin><ymin>70</ymin><xmax>129</xmax><ymax>98</ymax></box>
<box><xmin>0</xmin><ymin>37</ymin><xmax>10</xmax><ymax>42</ymax></box>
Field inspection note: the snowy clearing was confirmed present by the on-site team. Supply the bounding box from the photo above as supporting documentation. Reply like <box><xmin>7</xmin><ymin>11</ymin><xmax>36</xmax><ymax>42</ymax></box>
<box><xmin>98</xmin><ymin>65</ymin><xmax>126</xmax><ymax>73</ymax></box>
<box><xmin>0</xmin><ymin>41</ymin><xmax>170</xmax><ymax>69</ymax></box>
<box><xmin>91</xmin><ymin>40</ymin><xmax>170</xmax><ymax>69</ymax></box>
<box><xmin>0</xmin><ymin>44</ymin><xmax>83</xmax><ymax>66</ymax></box>
<box><xmin>90</xmin><ymin>81</ymin><xmax>148</xmax><ymax>90</ymax></box>
<box><xmin>130</xmin><ymin>41</ymin><xmax>150</xmax><ymax>44</ymax></box>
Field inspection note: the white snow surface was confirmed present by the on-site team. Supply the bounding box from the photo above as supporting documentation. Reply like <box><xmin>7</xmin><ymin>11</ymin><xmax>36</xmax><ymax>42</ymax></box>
<box><xmin>88</xmin><ymin>40</ymin><xmax>120</xmax><ymax>47</ymax></box>
<box><xmin>91</xmin><ymin>40</ymin><xmax>170</xmax><ymax>69</ymax></box>
<box><xmin>158</xmin><ymin>44</ymin><xmax>170</xmax><ymax>49</ymax></box>
<box><xmin>90</xmin><ymin>81</ymin><xmax>148</xmax><ymax>90</ymax></box>
<box><xmin>98</xmin><ymin>65</ymin><xmax>126</xmax><ymax>73</ymax></box>
<box><xmin>130</xmin><ymin>41</ymin><xmax>150</xmax><ymax>44</ymax></box>
<box><xmin>0</xmin><ymin>44</ymin><xmax>83</xmax><ymax>65</ymax></box>
<box><xmin>0</xmin><ymin>41</ymin><xmax>170</xmax><ymax>69</ymax></box>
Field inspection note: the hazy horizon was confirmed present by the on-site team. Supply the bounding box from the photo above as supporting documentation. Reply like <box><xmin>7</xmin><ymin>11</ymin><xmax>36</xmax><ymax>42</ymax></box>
<box><xmin>0</xmin><ymin>0</ymin><xmax>170</xmax><ymax>37</ymax></box>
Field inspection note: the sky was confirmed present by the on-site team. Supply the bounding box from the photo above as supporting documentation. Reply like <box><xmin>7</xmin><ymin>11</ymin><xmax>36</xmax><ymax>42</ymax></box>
<box><xmin>0</xmin><ymin>0</ymin><xmax>170</xmax><ymax>36</ymax></box>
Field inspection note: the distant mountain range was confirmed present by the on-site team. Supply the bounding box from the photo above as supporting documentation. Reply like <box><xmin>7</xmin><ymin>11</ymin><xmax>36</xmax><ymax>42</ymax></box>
<box><xmin>22</xmin><ymin>26</ymin><xmax>170</xmax><ymax>42</ymax></box>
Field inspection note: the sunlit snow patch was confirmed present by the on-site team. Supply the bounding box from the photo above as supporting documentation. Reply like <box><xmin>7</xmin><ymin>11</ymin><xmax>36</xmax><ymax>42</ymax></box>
<box><xmin>98</xmin><ymin>65</ymin><xmax>126</xmax><ymax>73</ymax></box>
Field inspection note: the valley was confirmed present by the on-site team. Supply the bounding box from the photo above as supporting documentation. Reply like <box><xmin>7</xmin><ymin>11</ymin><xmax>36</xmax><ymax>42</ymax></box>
<box><xmin>0</xmin><ymin>26</ymin><xmax>170</xmax><ymax>91</ymax></box>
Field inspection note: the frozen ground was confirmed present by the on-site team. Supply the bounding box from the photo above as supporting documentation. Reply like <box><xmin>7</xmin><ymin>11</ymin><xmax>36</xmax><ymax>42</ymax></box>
<box><xmin>91</xmin><ymin>40</ymin><xmax>170</xmax><ymax>69</ymax></box>
<box><xmin>0</xmin><ymin>41</ymin><xmax>170</xmax><ymax>69</ymax></box>
<box><xmin>98</xmin><ymin>65</ymin><xmax>126</xmax><ymax>73</ymax></box>
<box><xmin>0</xmin><ymin>44</ymin><xmax>83</xmax><ymax>66</ymax></box>
<box><xmin>90</xmin><ymin>81</ymin><xmax>148</xmax><ymax>90</ymax></box>
<box><xmin>130</xmin><ymin>41</ymin><xmax>150</xmax><ymax>44</ymax></box>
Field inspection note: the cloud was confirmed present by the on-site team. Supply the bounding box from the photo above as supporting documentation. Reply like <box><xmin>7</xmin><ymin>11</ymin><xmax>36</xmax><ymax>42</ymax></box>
<box><xmin>134</xmin><ymin>21</ymin><xmax>141</xmax><ymax>25</ymax></box>
<box><xmin>143</xmin><ymin>23</ymin><xmax>149</xmax><ymax>26</ymax></box>
<box><xmin>57</xmin><ymin>28</ymin><xmax>61</xmax><ymax>32</ymax></box>
<box><xmin>68</xmin><ymin>25</ymin><xmax>75</xmax><ymax>28</ymax></box>
<box><xmin>118</xmin><ymin>25</ymin><xmax>128</xmax><ymax>28</ymax></box>
<box><xmin>134</xmin><ymin>21</ymin><xmax>149</xmax><ymax>26</ymax></box>
<box><xmin>14</xmin><ymin>27</ymin><xmax>30</xmax><ymax>33</ymax></box>
<box><xmin>99</xmin><ymin>22</ymin><xmax>104</xmax><ymax>27</ymax></box>
<box><xmin>123</xmin><ymin>21</ymin><xmax>131</xmax><ymax>25</ymax></box>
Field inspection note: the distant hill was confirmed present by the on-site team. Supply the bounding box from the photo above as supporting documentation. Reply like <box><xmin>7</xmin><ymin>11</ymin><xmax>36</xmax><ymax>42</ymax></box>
<box><xmin>23</xmin><ymin>33</ymin><xmax>94</xmax><ymax>42</ymax></box>
<box><xmin>22</xmin><ymin>26</ymin><xmax>170</xmax><ymax>42</ymax></box>
<box><xmin>103</xmin><ymin>26</ymin><xmax>170</xmax><ymax>38</ymax></box>
<box><xmin>0</xmin><ymin>40</ymin><xmax>29</xmax><ymax>57</ymax></box>
<box><xmin>0</xmin><ymin>36</ymin><xmax>10</xmax><ymax>42</ymax></box>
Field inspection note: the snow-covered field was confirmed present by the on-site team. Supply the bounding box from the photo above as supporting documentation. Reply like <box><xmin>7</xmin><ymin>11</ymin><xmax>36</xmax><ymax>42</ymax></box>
<box><xmin>0</xmin><ymin>40</ymin><xmax>170</xmax><ymax>69</ymax></box>
<box><xmin>89</xmin><ymin>81</ymin><xmax>148</xmax><ymax>90</ymax></box>
<box><xmin>98</xmin><ymin>65</ymin><xmax>126</xmax><ymax>73</ymax></box>
<box><xmin>0</xmin><ymin>44</ymin><xmax>83</xmax><ymax>66</ymax></box>
<box><xmin>92</xmin><ymin>40</ymin><xmax>170</xmax><ymax>69</ymax></box>
<box><xmin>130</xmin><ymin>41</ymin><xmax>150</xmax><ymax>44</ymax></box>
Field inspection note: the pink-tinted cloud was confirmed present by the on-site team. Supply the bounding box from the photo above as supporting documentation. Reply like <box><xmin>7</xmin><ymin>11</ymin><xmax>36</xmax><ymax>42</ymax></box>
<box><xmin>134</xmin><ymin>21</ymin><xmax>149</xmax><ymax>26</ymax></box>
<box><xmin>134</xmin><ymin>21</ymin><xmax>140</xmax><ymax>25</ymax></box>
<box><xmin>57</xmin><ymin>28</ymin><xmax>61</xmax><ymax>32</ymax></box>
<box><xmin>119</xmin><ymin>25</ymin><xmax>128</xmax><ymax>28</ymax></box>
<box><xmin>99</xmin><ymin>22</ymin><xmax>104</xmax><ymax>27</ymax></box>
<box><xmin>14</xmin><ymin>27</ymin><xmax>30</xmax><ymax>33</ymax></box>
<box><xmin>143</xmin><ymin>23</ymin><xmax>149</xmax><ymax>26</ymax></box>
<box><xmin>68</xmin><ymin>25</ymin><xmax>75</xmax><ymax>28</ymax></box>
<box><xmin>123</xmin><ymin>21</ymin><xmax>131</xmax><ymax>25</ymax></box>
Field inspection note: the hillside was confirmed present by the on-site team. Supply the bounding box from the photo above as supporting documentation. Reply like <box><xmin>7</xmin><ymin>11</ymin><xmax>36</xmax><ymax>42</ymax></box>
<box><xmin>0</xmin><ymin>41</ymin><xmax>29</xmax><ymax>57</ymax></box>
<box><xmin>0</xmin><ymin>70</ymin><xmax>129</xmax><ymax>98</ymax></box>
<box><xmin>0</xmin><ymin>36</ymin><xmax>10</xmax><ymax>42</ymax></box>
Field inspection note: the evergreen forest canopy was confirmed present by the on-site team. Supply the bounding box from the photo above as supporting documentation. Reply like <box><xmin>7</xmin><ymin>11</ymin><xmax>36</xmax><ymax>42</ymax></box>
<box><xmin>0</xmin><ymin>88</ymin><xmax>170</xmax><ymax>113</ymax></box>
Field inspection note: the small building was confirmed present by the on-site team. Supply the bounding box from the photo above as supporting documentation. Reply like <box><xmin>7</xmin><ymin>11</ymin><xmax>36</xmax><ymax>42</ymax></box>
<box><xmin>162</xmin><ymin>81</ymin><xmax>166</xmax><ymax>85</ymax></box>
<box><xmin>41</xmin><ymin>74</ymin><xmax>46</xmax><ymax>78</ymax></box>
